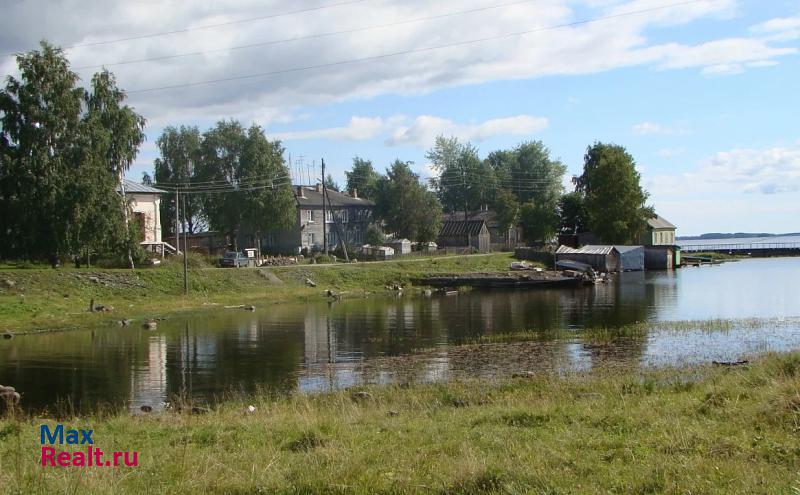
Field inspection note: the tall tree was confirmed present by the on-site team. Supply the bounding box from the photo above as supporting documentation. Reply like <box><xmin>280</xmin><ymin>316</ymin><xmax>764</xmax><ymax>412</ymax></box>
<box><xmin>153</xmin><ymin>126</ymin><xmax>203</xmax><ymax>236</ymax></box>
<box><xmin>85</xmin><ymin>69</ymin><xmax>146</xmax><ymax>268</ymax></box>
<box><xmin>195</xmin><ymin>121</ymin><xmax>295</xmax><ymax>249</ymax></box>
<box><xmin>427</xmin><ymin>136</ymin><xmax>495</xmax><ymax>217</ymax></box>
<box><xmin>487</xmin><ymin>141</ymin><xmax>566</xmax><ymax>243</ymax></box>
<box><xmin>374</xmin><ymin>160</ymin><xmax>442</xmax><ymax>242</ymax></box>
<box><xmin>0</xmin><ymin>42</ymin><xmax>138</xmax><ymax>263</ymax></box>
<box><xmin>576</xmin><ymin>142</ymin><xmax>654</xmax><ymax>244</ymax></box>
<box><xmin>344</xmin><ymin>156</ymin><xmax>380</xmax><ymax>198</ymax></box>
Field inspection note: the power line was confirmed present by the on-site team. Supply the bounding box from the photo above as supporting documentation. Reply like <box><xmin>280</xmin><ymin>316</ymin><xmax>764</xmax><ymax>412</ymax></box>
<box><xmin>125</xmin><ymin>0</ymin><xmax>707</xmax><ymax>94</ymax></box>
<box><xmin>2</xmin><ymin>0</ymin><xmax>373</xmax><ymax>57</ymax></box>
<box><xmin>72</xmin><ymin>0</ymin><xmax>541</xmax><ymax>70</ymax></box>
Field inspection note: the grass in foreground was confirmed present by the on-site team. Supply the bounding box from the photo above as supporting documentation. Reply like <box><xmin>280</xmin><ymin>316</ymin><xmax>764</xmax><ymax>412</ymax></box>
<box><xmin>1</xmin><ymin>352</ymin><xmax>799</xmax><ymax>494</ymax></box>
<box><xmin>0</xmin><ymin>253</ymin><xmax>516</xmax><ymax>333</ymax></box>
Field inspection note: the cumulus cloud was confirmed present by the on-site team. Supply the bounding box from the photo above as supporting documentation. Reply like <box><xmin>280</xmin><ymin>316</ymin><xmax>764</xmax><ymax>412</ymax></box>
<box><xmin>646</xmin><ymin>140</ymin><xmax>800</xmax><ymax>196</ymax></box>
<box><xmin>387</xmin><ymin>115</ymin><xmax>549</xmax><ymax>147</ymax></box>
<box><xmin>269</xmin><ymin>114</ymin><xmax>548</xmax><ymax>147</ymax></box>
<box><xmin>0</xmin><ymin>0</ymin><xmax>793</xmax><ymax>127</ymax></box>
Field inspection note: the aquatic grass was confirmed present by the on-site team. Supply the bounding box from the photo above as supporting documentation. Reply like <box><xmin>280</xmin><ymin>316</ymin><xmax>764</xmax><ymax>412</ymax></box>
<box><xmin>467</xmin><ymin>316</ymin><xmax>800</xmax><ymax>345</ymax></box>
<box><xmin>1</xmin><ymin>352</ymin><xmax>799</xmax><ymax>493</ymax></box>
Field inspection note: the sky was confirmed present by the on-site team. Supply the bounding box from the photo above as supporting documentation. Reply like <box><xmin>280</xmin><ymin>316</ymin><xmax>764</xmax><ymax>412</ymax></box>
<box><xmin>1</xmin><ymin>0</ymin><xmax>799</xmax><ymax>236</ymax></box>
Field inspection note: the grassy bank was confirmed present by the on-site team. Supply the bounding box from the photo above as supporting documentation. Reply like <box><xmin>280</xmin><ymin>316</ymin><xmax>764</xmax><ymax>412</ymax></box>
<box><xmin>0</xmin><ymin>253</ymin><xmax>516</xmax><ymax>333</ymax></box>
<box><xmin>1</xmin><ymin>352</ymin><xmax>798</xmax><ymax>494</ymax></box>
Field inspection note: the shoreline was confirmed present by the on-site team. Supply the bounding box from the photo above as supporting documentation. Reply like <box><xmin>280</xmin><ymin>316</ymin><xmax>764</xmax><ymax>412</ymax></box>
<box><xmin>0</xmin><ymin>253</ymin><xmax>520</xmax><ymax>334</ymax></box>
<box><xmin>2</xmin><ymin>351</ymin><xmax>798</xmax><ymax>493</ymax></box>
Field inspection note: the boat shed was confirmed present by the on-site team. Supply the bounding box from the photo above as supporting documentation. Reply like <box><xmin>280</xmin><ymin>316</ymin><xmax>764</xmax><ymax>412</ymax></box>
<box><xmin>556</xmin><ymin>245</ymin><xmax>644</xmax><ymax>272</ymax></box>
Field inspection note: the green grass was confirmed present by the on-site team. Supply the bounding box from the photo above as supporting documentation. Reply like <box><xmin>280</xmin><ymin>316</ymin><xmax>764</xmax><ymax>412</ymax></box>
<box><xmin>0</xmin><ymin>253</ymin><xmax>517</xmax><ymax>333</ymax></box>
<box><xmin>1</xmin><ymin>352</ymin><xmax>799</xmax><ymax>494</ymax></box>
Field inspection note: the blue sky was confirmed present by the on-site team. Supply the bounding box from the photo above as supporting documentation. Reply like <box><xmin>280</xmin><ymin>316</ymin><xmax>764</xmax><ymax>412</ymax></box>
<box><xmin>2</xmin><ymin>0</ymin><xmax>799</xmax><ymax>235</ymax></box>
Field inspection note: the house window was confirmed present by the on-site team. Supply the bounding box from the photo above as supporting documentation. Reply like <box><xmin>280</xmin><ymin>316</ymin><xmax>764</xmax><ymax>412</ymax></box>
<box><xmin>325</xmin><ymin>209</ymin><xmax>333</xmax><ymax>223</ymax></box>
<box><xmin>308</xmin><ymin>233</ymin><xmax>315</xmax><ymax>246</ymax></box>
<box><xmin>307</xmin><ymin>210</ymin><xmax>314</xmax><ymax>223</ymax></box>
<box><xmin>341</xmin><ymin>209</ymin><xmax>348</xmax><ymax>223</ymax></box>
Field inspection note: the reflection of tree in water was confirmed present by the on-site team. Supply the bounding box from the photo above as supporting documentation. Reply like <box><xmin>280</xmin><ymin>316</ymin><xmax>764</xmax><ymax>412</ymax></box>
<box><xmin>163</xmin><ymin>311</ymin><xmax>304</xmax><ymax>401</ymax></box>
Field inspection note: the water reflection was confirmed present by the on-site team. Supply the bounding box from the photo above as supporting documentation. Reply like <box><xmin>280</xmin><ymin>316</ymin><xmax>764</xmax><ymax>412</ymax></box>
<box><xmin>1</xmin><ymin>257</ymin><xmax>799</xmax><ymax>412</ymax></box>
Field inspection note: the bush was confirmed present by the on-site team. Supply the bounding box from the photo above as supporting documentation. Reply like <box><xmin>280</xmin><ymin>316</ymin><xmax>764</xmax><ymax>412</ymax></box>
<box><xmin>314</xmin><ymin>254</ymin><xmax>336</xmax><ymax>264</ymax></box>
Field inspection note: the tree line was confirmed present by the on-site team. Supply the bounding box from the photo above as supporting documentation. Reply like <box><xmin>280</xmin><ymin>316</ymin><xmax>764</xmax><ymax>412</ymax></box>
<box><xmin>1</xmin><ymin>42</ymin><xmax>654</xmax><ymax>265</ymax></box>
<box><xmin>343</xmin><ymin>137</ymin><xmax>654</xmax><ymax>245</ymax></box>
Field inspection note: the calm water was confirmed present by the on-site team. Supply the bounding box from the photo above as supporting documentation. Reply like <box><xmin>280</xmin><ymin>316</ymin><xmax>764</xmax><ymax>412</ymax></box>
<box><xmin>1</xmin><ymin>257</ymin><xmax>799</xmax><ymax>412</ymax></box>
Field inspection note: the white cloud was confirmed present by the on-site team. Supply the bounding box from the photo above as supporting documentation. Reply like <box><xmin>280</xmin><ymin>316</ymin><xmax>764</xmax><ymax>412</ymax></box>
<box><xmin>646</xmin><ymin>140</ymin><xmax>800</xmax><ymax>197</ymax></box>
<box><xmin>632</xmin><ymin>121</ymin><xmax>683</xmax><ymax>135</ymax></box>
<box><xmin>387</xmin><ymin>115</ymin><xmax>549</xmax><ymax>148</ymax></box>
<box><xmin>270</xmin><ymin>114</ymin><xmax>549</xmax><ymax>147</ymax></box>
<box><xmin>0</xmin><ymin>0</ymin><xmax>793</xmax><ymax>126</ymax></box>
<box><xmin>271</xmin><ymin>116</ymin><xmax>390</xmax><ymax>141</ymax></box>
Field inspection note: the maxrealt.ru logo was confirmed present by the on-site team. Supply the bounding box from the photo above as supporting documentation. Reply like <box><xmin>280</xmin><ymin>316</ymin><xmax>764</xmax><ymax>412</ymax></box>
<box><xmin>40</xmin><ymin>425</ymin><xmax>138</xmax><ymax>467</ymax></box>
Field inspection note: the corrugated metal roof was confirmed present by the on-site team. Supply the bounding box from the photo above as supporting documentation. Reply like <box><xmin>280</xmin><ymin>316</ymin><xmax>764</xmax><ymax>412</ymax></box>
<box><xmin>575</xmin><ymin>245</ymin><xmax>616</xmax><ymax>255</ymax></box>
<box><xmin>647</xmin><ymin>215</ymin><xmax>676</xmax><ymax>230</ymax></box>
<box><xmin>614</xmin><ymin>245</ymin><xmax>643</xmax><ymax>253</ymax></box>
<box><xmin>295</xmin><ymin>186</ymin><xmax>375</xmax><ymax>207</ymax></box>
<box><xmin>439</xmin><ymin>220</ymin><xmax>487</xmax><ymax>237</ymax></box>
<box><xmin>117</xmin><ymin>179</ymin><xmax>167</xmax><ymax>194</ymax></box>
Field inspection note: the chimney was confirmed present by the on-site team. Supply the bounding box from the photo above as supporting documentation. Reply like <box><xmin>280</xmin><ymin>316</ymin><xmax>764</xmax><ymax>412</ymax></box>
<box><xmin>351</xmin><ymin>188</ymin><xmax>358</xmax><ymax>199</ymax></box>
<box><xmin>315</xmin><ymin>183</ymin><xmax>322</xmax><ymax>193</ymax></box>
<box><xmin>296</xmin><ymin>186</ymin><xmax>305</xmax><ymax>198</ymax></box>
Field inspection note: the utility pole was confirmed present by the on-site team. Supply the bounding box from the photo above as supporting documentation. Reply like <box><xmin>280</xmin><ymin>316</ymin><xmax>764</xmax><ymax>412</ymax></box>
<box><xmin>322</xmin><ymin>158</ymin><xmax>328</xmax><ymax>254</ymax></box>
<box><xmin>174</xmin><ymin>189</ymin><xmax>180</xmax><ymax>254</ymax></box>
<box><xmin>182</xmin><ymin>191</ymin><xmax>189</xmax><ymax>295</ymax></box>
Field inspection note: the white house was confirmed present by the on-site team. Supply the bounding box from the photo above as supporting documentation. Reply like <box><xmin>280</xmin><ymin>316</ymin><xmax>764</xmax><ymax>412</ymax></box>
<box><xmin>117</xmin><ymin>179</ymin><xmax>173</xmax><ymax>255</ymax></box>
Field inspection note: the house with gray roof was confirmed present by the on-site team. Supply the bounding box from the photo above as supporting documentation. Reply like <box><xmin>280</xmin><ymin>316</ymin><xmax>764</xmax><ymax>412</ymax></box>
<box><xmin>262</xmin><ymin>185</ymin><xmax>375</xmax><ymax>254</ymax></box>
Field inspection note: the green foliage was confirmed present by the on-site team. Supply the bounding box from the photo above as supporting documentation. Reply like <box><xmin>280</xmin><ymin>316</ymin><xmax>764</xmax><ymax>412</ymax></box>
<box><xmin>427</xmin><ymin>136</ymin><xmax>496</xmax><ymax>214</ymax></box>
<box><xmin>364</xmin><ymin>223</ymin><xmax>385</xmax><ymax>246</ymax></box>
<box><xmin>492</xmin><ymin>188</ymin><xmax>519</xmax><ymax>235</ymax></box>
<box><xmin>344</xmin><ymin>156</ymin><xmax>380</xmax><ymax>199</ymax></box>
<box><xmin>0</xmin><ymin>42</ymin><xmax>142</xmax><ymax>263</ymax></box>
<box><xmin>374</xmin><ymin>160</ymin><xmax>443</xmax><ymax>242</ymax></box>
<box><xmin>323</xmin><ymin>173</ymin><xmax>340</xmax><ymax>192</ymax></box>
<box><xmin>577</xmin><ymin>142</ymin><xmax>654</xmax><ymax>244</ymax></box>
<box><xmin>194</xmin><ymin>121</ymin><xmax>295</xmax><ymax>248</ymax></box>
<box><xmin>519</xmin><ymin>200</ymin><xmax>559</xmax><ymax>243</ymax></box>
<box><xmin>153</xmin><ymin>125</ymin><xmax>203</xmax><ymax>236</ymax></box>
<box><xmin>558</xmin><ymin>191</ymin><xmax>588</xmax><ymax>234</ymax></box>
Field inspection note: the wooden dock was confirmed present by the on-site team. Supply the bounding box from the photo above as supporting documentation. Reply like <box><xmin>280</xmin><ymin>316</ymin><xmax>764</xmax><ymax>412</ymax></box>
<box><xmin>415</xmin><ymin>273</ymin><xmax>583</xmax><ymax>289</ymax></box>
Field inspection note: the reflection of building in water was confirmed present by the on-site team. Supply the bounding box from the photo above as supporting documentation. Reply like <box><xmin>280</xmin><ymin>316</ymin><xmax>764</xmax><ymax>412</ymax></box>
<box><xmin>298</xmin><ymin>306</ymin><xmax>359</xmax><ymax>391</ymax></box>
<box><xmin>129</xmin><ymin>335</ymin><xmax>168</xmax><ymax>409</ymax></box>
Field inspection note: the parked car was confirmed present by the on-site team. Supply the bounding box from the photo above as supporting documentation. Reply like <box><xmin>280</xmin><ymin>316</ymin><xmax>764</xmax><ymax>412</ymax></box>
<box><xmin>218</xmin><ymin>251</ymin><xmax>249</xmax><ymax>268</ymax></box>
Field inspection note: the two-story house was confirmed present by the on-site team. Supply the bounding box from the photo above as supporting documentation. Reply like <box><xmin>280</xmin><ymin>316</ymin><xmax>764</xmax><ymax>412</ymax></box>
<box><xmin>262</xmin><ymin>185</ymin><xmax>375</xmax><ymax>254</ymax></box>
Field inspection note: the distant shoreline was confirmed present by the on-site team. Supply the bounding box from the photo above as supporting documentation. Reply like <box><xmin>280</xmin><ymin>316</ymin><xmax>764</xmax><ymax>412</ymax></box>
<box><xmin>677</xmin><ymin>232</ymin><xmax>800</xmax><ymax>241</ymax></box>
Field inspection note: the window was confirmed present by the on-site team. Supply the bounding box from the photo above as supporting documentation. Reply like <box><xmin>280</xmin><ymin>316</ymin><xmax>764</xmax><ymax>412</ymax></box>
<box><xmin>307</xmin><ymin>210</ymin><xmax>315</xmax><ymax>223</ymax></box>
<box><xmin>308</xmin><ymin>233</ymin><xmax>315</xmax><ymax>246</ymax></box>
<box><xmin>341</xmin><ymin>209</ymin><xmax>348</xmax><ymax>223</ymax></box>
<box><xmin>325</xmin><ymin>209</ymin><xmax>333</xmax><ymax>223</ymax></box>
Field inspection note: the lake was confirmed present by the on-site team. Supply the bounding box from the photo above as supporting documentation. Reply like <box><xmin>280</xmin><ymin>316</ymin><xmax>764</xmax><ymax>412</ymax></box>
<box><xmin>2</xmin><ymin>257</ymin><xmax>799</xmax><ymax>412</ymax></box>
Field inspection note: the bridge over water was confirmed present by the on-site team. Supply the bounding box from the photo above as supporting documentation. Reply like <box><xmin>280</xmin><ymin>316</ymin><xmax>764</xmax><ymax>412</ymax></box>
<box><xmin>680</xmin><ymin>242</ymin><xmax>800</xmax><ymax>256</ymax></box>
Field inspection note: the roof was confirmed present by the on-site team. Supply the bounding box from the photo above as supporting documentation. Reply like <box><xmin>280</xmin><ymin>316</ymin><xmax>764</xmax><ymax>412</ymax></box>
<box><xmin>439</xmin><ymin>219</ymin><xmax>487</xmax><ymax>237</ymax></box>
<box><xmin>442</xmin><ymin>210</ymin><xmax>500</xmax><ymax>227</ymax></box>
<box><xmin>647</xmin><ymin>215</ymin><xmax>677</xmax><ymax>230</ymax></box>
<box><xmin>295</xmin><ymin>186</ymin><xmax>374</xmax><ymax>207</ymax></box>
<box><xmin>117</xmin><ymin>179</ymin><xmax>166</xmax><ymax>194</ymax></box>
<box><xmin>556</xmin><ymin>245</ymin><xmax>642</xmax><ymax>255</ymax></box>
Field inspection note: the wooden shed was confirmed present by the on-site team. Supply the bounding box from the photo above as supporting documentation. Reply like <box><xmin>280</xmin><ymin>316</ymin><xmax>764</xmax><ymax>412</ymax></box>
<box><xmin>555</xmin><ymin>245</ymin><xmax>645</xmax><ymax>272</ymax></box>
<box><xmin>437</xmin><ymin>219</ymin><xmax>491</xmax><ymax>253</ymax></box>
